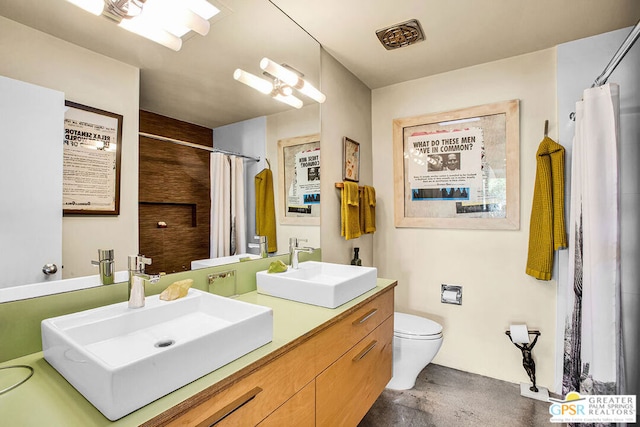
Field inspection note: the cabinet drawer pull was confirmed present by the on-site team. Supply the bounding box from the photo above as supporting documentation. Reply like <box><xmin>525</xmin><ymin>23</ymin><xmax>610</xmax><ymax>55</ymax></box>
<box><xmin>352</xmin><ymin>340</ymin><xmax>378</xmax><ymax>362</ymax></box>
<box><xmin>199</xmin><ymin>386</ymin><xmax>263</xmax><ymax>427</ymax></box>
<box><xmin>352</xmin><ymin>308</ymin><xmax>378</xmax><ymax>325</ymax></box>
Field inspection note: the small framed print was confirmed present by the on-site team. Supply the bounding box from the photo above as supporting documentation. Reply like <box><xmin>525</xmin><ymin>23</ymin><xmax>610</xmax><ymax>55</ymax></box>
<box><xmin>343</xmin><ymin>137</ymin><xmax>360</xmax><ymax>182</ymax></box>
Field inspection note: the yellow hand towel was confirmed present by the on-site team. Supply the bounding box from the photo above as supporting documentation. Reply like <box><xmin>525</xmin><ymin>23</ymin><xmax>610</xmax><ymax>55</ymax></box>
<box><xmin>360</xmin><ymin>185</ymin><xmax>376</xmax><ymax>234</ymax></box>
<box><xmin>255</xmin><ymin>168</ymin><xmax>277</xmax><ymax>253</ymax></box>
<box><xmin>526</xmin><ymin>137</ymin><xmax>567</xmax><ymax>280</ymax></box>
<box><xmin>341</xmin><ymin>181</ymin><xmax>361</xmax><ymax>240</ymax></box>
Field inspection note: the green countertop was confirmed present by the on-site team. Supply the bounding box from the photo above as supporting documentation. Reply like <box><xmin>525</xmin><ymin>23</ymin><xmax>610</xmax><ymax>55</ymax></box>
<box><xmin>0</xmin><ymin>279</ymin><xmax>396</xmax><ymax>426</ymax></box>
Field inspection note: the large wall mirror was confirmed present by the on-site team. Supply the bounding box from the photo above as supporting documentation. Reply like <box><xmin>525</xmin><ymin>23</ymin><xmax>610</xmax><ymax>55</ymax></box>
<box><xmin>0</xmin><ymin>0</ymin><xmax>321</xmax><ymax>299</ymax></box>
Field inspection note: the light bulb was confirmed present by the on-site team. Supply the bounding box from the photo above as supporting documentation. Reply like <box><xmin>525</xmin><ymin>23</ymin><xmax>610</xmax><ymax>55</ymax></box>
<box><xmin>295</xmin><ymin>81</ymin><xmax>326</xmax><ymax>103</ymax></box>
<box><xmin>233</xmin><ymin>69</ymin><xmax>273</xmax><ymax>95</ymax></box>
<box><xmin>260</xmin><ymin>57</ymin><xmax>326</xmax><ymax>103</ymax></box>
<box><xmin>119</xmin><ymin>16</ymin><xmax>183</xmax><ymax>51</ymax></box>
<box><xmin>272</xmin><ymin>94</ymin><xmax>303</xmax><ymax>109</ymax></box>
<box><xmin>142</xmin><ymin>0</ymin><xmax>210</xmax><ymax>37</ymax></box>
<box><xmin>259</xmin><ymin>58</ymin><xmax>300</xmax><ymax>87</ymax></box>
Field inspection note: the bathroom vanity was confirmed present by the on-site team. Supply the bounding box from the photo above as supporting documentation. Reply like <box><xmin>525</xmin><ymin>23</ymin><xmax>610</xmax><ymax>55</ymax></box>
<box><xmin>0</xmin><ymin>279</ymin><xmax>396</xmax><ymax>426</ymax></box>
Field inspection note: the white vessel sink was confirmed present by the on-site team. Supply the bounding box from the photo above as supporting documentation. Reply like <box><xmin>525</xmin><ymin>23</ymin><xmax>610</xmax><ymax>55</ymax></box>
<box><xmin>256</xmin><ymin>261</ymin><xmax>377</xmax><ymax>308</ymax></box>
<box><xmin>41</xmin><ymin>289</ymin><xmax>273</xmax><ymax>421</ymax></box>
<box><xmin>191</xmin><ymin>253</ymin><xmax>261</xmax><ymax>270</ymax></box>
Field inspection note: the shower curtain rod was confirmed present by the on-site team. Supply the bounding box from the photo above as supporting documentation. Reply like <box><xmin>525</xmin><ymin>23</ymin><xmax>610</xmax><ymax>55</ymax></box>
<box><xmin>592</xmin><ymin>19</ymin><xmax>640</xmax><ymax>87</ymax></box>
<box><xmin>139</xmin><ymin>132</ymin><xmax>261</xmax><ymax>162</ymax></box>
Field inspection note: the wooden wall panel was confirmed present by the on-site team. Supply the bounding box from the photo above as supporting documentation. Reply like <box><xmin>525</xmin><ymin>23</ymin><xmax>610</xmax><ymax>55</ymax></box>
<box><xmin>139</xmin><ymin>111</ymin><xmax>213</xmax><ymax>274</ymax></box>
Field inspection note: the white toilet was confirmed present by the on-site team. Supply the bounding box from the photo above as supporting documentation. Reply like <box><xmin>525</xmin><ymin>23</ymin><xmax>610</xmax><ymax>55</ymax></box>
<box><xmin>386</xmin><ymin>312</ymin><xmax>444</xmax><ymax>390</ymax></box>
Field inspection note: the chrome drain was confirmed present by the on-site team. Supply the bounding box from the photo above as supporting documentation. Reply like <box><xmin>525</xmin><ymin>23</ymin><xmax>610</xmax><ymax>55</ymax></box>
<box><xmin>154</xmin><ymin>339</ymin><xmax>175</xmax><ymax>348</ymax></box>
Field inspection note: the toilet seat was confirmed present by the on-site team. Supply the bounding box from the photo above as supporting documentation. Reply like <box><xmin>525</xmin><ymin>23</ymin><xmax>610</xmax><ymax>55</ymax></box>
<box><xmin>394</xmin><ymin>312</ymin><xmax>443</xmax><ymax>340</ymax></box>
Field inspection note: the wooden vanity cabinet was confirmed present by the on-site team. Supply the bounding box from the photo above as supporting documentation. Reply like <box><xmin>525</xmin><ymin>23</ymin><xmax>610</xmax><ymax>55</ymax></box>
<box><xmin>156</xmin><ymin>286</ymin><xmax>394</xmax><ymax>427</ymax></box>
<box><xmin>316</xmin><ymin>317</ymin><xmax>393</xmax><ymax>426</ymax></box>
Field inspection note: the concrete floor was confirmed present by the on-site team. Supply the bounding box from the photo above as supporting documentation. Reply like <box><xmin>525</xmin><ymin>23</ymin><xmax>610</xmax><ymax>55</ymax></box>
<box><xmin>359</xmin><ymin>364</ymin><xmax>563</xmax><ymax>427</ymax></box>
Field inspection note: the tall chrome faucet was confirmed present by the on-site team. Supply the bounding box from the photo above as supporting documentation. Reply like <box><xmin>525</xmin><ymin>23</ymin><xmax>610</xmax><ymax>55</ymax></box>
<box><xmin>248</xmin><ymin>235</ymin><xmax>268</xmax><ymax>258</ymax></box>
<box><xmin>127</xmin><ymin>255</ymin><xmax>152</xmax><ymax>309</ymax></box>
<box><xmin>91</xmin><ymin>249</ymin><xmax>115</xmax><ymax>285</ymax></box>
<box><xmin>289</xmin><ymin>237</ymin><xmax>313</xmax><ymax>269</ymax></box>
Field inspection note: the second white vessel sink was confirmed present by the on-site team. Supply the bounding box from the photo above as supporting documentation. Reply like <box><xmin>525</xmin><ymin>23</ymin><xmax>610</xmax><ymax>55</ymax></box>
<box><xmin>41</xmin><ymin>289</ymin><xmax>273</xmax><ymax>420</ymax></box>
<box><xmin>256</xmin><ymin>261</ymin><xmax>377</xmax><ymax>308</ymax></box>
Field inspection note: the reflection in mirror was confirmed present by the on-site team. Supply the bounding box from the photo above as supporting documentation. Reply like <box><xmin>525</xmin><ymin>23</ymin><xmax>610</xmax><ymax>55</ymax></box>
<box><xmin>0</xmin><ymin>0</ymin><xmax>320</xmax><ymax>301</ymax></box>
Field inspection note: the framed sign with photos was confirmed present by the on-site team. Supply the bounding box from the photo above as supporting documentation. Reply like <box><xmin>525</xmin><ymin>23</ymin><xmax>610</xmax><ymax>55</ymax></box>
<box><xmin>393</xmin><ymin>99</ymin><xmax>520</xmax><ymax>230</ymax></box>
<box><xmin>277</xmin><ymin>133</ymin><xmax>321</xmax><ymax>225</ymax></box>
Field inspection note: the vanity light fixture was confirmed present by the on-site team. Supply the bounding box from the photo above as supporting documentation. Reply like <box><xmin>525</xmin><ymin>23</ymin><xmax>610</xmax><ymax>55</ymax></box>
<box><xmin>259</xmin><ymin>58</ymin><xmax>326</xmax><ymax>104</ymax></box>
<box><xmin>63</xmin><ymin>0</ymin><xmax>220</xmax><ymax>51</ymax></box>
<box><xmin>233</xmin><ymin>57</ymin><xmax>325</xmax><ymax>109</ymax></box>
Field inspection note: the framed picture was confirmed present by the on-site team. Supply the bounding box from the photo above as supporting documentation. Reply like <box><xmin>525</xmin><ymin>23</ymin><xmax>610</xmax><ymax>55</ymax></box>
<box><xmin>63</xmin><ymin>101</ymin><xmax>123</xmax><ymax>215</ymax></box>
<box><xmin>277</xmin><ymin>134</ymin><xmax>321</xmax><ymax>225</ymax></box>
<box><xmin>343</xmin><ymin>137</ymin><xmax>360</xmax><ymax>182</ymax></box>
<box><xmin>393</xmin><ymin>99</ymin><xmax>520</xmax><ymax>229</ymax></box>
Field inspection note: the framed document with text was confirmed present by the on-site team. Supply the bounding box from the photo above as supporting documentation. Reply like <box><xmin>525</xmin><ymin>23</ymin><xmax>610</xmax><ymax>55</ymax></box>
<box><xmin>393</xmin><ymin>99</ymin><xmax>520</xmax><ymax>230</ymax></box>
<box><xmin>63</xmin><ymin>101</ymin><xmax>122</xmax><ymax>215</ymax></box>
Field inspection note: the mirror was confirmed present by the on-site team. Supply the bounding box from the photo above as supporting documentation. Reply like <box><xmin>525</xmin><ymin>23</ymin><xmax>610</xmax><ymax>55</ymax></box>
<box><xmin>0</xmin><ymin>0</ymin><xmax>320</xmax><ymax>299</ymax></box>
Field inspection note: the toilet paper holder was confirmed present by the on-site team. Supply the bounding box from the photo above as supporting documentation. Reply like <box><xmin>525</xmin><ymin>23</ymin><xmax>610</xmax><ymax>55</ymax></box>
<box><xmin>441</xmin><ymin>284</ymin><xmax>462</xmax><ymax>305</ymax></box>
<box><xmin>505</xmin><ymin>328</ymin><xmax>542</xmax><ymax>394</ymax></box>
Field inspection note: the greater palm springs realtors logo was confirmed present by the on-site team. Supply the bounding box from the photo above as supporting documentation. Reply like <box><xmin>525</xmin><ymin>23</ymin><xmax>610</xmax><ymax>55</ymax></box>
<box><xmin>549</xmin><ymin>392</ymin><xmax>636</xmax><ymax>423</ymax></box>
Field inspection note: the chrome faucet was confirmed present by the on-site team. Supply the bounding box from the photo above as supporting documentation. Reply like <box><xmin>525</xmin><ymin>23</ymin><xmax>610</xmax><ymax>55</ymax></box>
<box><xmin>127</xmin><ymin>255</ymin><xmax>152</xmax><ymax>308</ymax></box>
<box><xmin>289</xmin><ymin>237</ymin><xmax>313</xmax><ymax>269</ymax></box>
<box><xmin>91</xmin><ymin>249</ymin><xmax>115</xmax><ymax>285</ymax></box>
<box><xmin>248</xmin><ymin>235</ymin><xmax>268</xmax><ymax>258</ymax></box>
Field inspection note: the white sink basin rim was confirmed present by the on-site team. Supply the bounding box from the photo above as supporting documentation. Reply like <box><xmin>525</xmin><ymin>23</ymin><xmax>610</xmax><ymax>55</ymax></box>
<box><xmin>41</xmin><ymin>289</ymin><xmax>273</xmax><ymax>420</ymax></box>
<box><xmin>256</xmin><ymin>261</ymin><xmax>377</xmax><ymax>308</ymax></box>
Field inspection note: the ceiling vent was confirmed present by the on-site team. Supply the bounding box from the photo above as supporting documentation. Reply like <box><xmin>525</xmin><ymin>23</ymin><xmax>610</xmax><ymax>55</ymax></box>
<box><xmin>376</xmin><ymin>19</ymin><xmax>425</xmax><ymax>50</ymax></box>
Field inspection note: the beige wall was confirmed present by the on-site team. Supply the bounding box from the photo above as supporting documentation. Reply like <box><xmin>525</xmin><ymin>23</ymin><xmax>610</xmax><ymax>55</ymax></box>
<box><xmin>266</xmin><ymin>103</ymin><xmax>321</xmax><ymax>252</ymax></box>
<box><xmin>372</xmin><ymin>48</ymin><xmax>558</xmax><ymax>388</ymax></box>
<box><xmin>0</xmin><ymin>17</ymin><xmax>139</xmax><ymax>278</ymax></box>
<box><xmin>319</xmin><ymin>49</ymin><xmax>374</xmax><ymax>266</ymax></box>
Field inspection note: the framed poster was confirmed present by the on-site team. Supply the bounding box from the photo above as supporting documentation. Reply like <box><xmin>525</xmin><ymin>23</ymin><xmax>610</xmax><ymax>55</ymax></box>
<box><xmin>277</xmin><ymin>134</ymin><xmax>320</xmax><ymax>225</ymax></box>
<box><xmin>343</xmin><ymin>136</ymin><xmax>360</xmax><ymax>182</ymax></box>
<box><xmin>63</xmin><ymin>101</ymin><xmax>122</xmax><ymax>215</ymax></box>
<box><xmin>393</xmin><ymin>99</ymin><xmax>519</xmax><ymax>229</ymax></box>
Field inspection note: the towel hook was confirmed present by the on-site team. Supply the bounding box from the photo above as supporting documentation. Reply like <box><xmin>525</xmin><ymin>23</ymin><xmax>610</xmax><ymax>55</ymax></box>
<box><xmin>543</xmin><ymin>120</ymin><xmax>549</xmax><ymax>137</ymax></box>
<box><xmin>265</xmin><ymin>158</ymin><xmax>271</xmax><ymax>169</ymax></box>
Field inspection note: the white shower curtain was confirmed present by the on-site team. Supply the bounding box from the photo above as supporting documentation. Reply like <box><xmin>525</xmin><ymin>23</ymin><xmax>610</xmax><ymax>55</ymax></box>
<box><xmin>563</xmin><ymin>83</ymin><xmax>622</xmax><ymax>397</ymax></box>
<box><xmin>210</xmin><ymin>153</ymin><xmax>246</xmax><ymax>258</ymax></box>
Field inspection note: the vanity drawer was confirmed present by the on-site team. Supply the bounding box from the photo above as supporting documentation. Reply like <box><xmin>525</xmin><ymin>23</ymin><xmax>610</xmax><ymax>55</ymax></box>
<box><xmin>257</xmin><ymin>379</ymin><xmax>315</xmax><ymax>427</ymax></box>
<box><xmin>165</xmin><ymin>340</ymin><xmax>316</xmax><ymax>427</ymax></box>
<box><xmin>313</xmin><ymin>287</ymin><xmax>393</xmax><ymax>373</ymax></box>
<box><xmin>316</xmin><ymin>316</ymin><xmax>393</xmax><ymax>427</ymax></box>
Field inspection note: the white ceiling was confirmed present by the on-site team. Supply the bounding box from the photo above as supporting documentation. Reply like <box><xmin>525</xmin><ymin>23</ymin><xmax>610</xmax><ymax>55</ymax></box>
<box><xmin>273</xmin><ymin>0</ymin><xmax>640</xmax><ymax>89</ymax></box>
<box><xmin>1</xmin><ymin>0</ymin><xmax>638</xmax><ymax>129</ymax></box>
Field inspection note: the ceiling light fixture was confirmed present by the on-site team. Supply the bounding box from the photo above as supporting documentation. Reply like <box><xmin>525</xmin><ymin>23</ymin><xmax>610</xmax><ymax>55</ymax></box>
<box><xmin>233</xmin><ymin>58</ymin><xmax>325</xmax><ymax>109</ymax></box>
<box><xmin>63</xmin><ymin>0</ymin><xmax>220</xmax><ymax>51</ymax></box>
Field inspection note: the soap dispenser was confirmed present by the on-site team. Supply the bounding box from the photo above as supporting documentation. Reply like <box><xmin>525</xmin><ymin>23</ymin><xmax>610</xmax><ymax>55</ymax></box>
<box><xmin>351</xmin><ymin>247</ymin><xmax>362</xmax><ymax>266</ymax></box>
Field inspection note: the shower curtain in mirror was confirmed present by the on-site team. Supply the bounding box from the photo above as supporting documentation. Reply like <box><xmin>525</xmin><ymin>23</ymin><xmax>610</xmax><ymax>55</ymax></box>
<box><xmin>563</xmin><ymin>83</ymin><xmax>623</xmax><ymax>402</ymax></box>
<box><xmin>210</xmin><ymin>153</ymin><xmax>246</xmax><ymax>258</ymax></box>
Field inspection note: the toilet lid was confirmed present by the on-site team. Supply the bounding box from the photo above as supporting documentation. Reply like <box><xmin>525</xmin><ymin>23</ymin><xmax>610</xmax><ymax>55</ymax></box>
<box><xmin>394</xmin><ymin>312</ymin><xmax>442</xmax><ymax>337</ymax></box>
